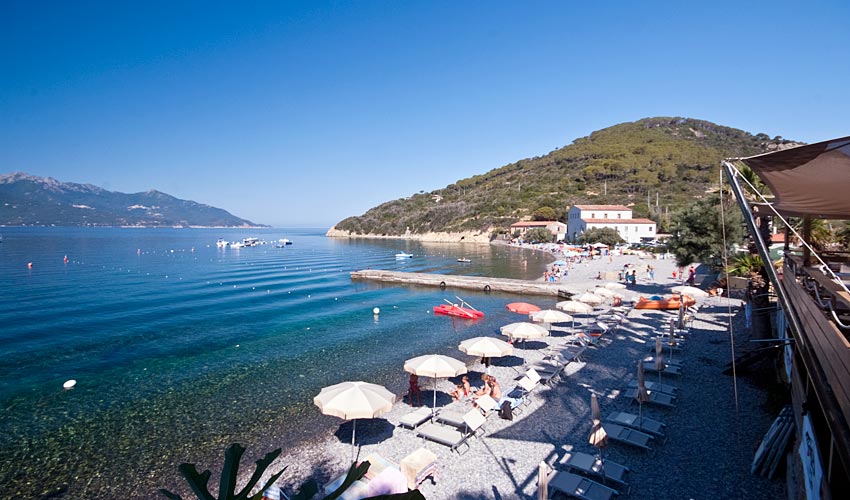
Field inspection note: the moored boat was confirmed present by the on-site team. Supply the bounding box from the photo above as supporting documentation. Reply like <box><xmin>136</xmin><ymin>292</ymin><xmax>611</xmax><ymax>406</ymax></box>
<box><xmin>433</xmin><ymin>303</ymin><xmax>484</xmax><ymax>319</ymax></box>
<box><xmin>395</xmin><ymin>252</ymin><xmax>413</xmax><ymax>259</ymax></box>
<box><xmin>457</xmin><ymin>258</ymin><xmax>471</xmax><ymax>263</ymax></box>
<box><xmin>634</xmin><ymin>294</ymin><xmax>696</xmax><ymax>310</ymax></box>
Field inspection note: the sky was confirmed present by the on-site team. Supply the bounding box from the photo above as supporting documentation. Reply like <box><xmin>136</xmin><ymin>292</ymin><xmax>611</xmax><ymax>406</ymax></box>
<box><xmin>2</xmin><ymin>1</ymin><xmax>848</xmax><ymax>227</ymax></box>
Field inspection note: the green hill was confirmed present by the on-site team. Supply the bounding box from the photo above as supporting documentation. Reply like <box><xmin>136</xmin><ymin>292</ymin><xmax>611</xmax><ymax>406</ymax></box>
<box><xmin>332</xmin><ymin>117</ymin><xmax>797</xmax><ymax>237</ymax></box>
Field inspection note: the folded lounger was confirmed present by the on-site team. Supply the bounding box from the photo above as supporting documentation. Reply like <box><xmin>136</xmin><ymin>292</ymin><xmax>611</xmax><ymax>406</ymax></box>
<box><xmin>416</xmin><ymin>409</ymin><xmax>487</xmax><ymax>454</ymax></box>
<box><xmin>624</xmin><ymin>387</ymin><xmax>677</xmax><ymax>409</ymax></box>
<box><xmin>561</xmin><ymin>451</ymin><xmax>630</xmax><ymax>491</ymax></box>
<box><xmin>604</xmin><ymin>423</ymin><xmax>654</xmax><ymax>451</ymax></box>
<box><xmin>398</xmin><ymin>406</ymin><xmax>434</xmax><ymax>429</ymax></box>
<box><xmin>546</xmin><ymin>469</ymin><xmax>619</xmax><ymax>500</ymax></box>
<box><xmin>606</xmin><ymin>411</ymin><xmax>666</xmax><ymax>437</ymax></box>
<box><xmin>627</xmin><ymin>379</ymin><xmax>677</xmax><ymax>395</ymax></box>
<box><xmin>642</xmin><ymin>360</ymin><xmax>683</xmax><ymax>377</ymax></box>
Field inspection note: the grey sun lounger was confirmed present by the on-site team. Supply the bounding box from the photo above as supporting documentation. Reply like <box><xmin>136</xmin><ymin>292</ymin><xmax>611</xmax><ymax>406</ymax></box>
<box><xmin>416</xmin><ymin>409</ymin><xmax>487</xmax><ymax>454</ymax></box>
<box><xmin>546</xmin><ymin>469</ymin><xmax>619</xmax><ymax>500</ymax></box>
<box><xmin>627</xmin><ymin>379</ymin><xmax>678</xmax><ymax>395</ymax></box>
<box><xmin>561</xmin><ymin>451</ymin><xmax>630</xmax><ymax>491</ymax></box>
<box><xmin>624</xmin><ymin>387</ymin><xmax>677</xmax><ymax>409</ymax></box>
<box><xmin>399</xmin><ymin>406</ymin><xmax>433</xmax><ymax>429</ymax></box>
<box><xmin>642</xmin><ymin>360</ymin><xmax>683</xmax><ymax>377</ymax></box>
<box><xmin>604</xmin><ymin>423</ymin><xmax>654</xmax><ymax>451</ymax></box>
<box><xmin>607</xmin><ymin>411</ymin><xmax>666</xmax><ymax>437</ymax></box>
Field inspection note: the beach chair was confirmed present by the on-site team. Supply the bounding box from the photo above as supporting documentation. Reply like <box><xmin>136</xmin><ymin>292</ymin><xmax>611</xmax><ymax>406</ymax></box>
<box><xmin>606</xmin><ymin>411</ymin><xmax>666</xmax><ymax>437</ymax></box>
<box><xmin>560</xmin><ymin>451</ymin><xmax>630</xmax><ymax>491</ymax></box>
<box><xmin>546</xmin><ymin>469</ymin><xmax>619</xmax><ymax>500</ymax></box>
<box><xmin>527</xmin><ymin>361</ymin><xmax>563</xmax><ymax>385</ymax></box>
<box><xmin>505</xmin><ymin>376</ymin><xmax>536</xmax><ymax>415</ymax></box>
<box><xmin>642</xmin><ymin>360</ymin><xmax>683</xmax><ymax>377</ymax></box>
<box><xmin>546</xmin><ymin>344</ymin><xmax>587</xmax><ymax>363</ymax></box>
<box><xmin>627</xmin><ymin>379</ymin><xmax>678</xmax><ymax>395</ymax></box>
<box><xmin>624</xmin><ymin>387</ymin><xmax>677</xmax><ymax>409</ymax></box>
<box><xmin>604</xmin><ymin>423</ymin><xmax>654</xmax><ymax>451</ymax></box>
<box><xmin>416</xmin><ymin>409</ymin><xmax>487</xmax><ymax>454</ymax></box>
<box><xmin>398</xmin><ymin>406</ymin><xmax>433</xmax><ymax>429</ymax></box>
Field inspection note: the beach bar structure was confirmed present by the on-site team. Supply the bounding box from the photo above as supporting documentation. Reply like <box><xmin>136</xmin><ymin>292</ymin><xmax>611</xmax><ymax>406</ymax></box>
<box><xmin>724</xmin><ymin>136</ymin><xmax>850</xmax><ymax>498</ymax></box>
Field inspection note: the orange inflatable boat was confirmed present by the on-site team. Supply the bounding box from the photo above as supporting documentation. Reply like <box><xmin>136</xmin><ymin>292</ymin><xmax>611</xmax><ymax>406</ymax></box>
<box><xmin>634</xmin><ymin>294</ymin><xmax>696</xmax><ymax>310</ymax></box>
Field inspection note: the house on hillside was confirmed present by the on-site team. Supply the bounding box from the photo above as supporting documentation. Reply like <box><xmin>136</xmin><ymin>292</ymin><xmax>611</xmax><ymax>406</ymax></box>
<box><xmin>509</xmin><ymin>220</ymin><xmax>567</xmax><ymax>242</ymax></box>
<box><xmin>566</xmin><ymin>204</ymin><xmax>657</xmax><ymax>243</ymax></box>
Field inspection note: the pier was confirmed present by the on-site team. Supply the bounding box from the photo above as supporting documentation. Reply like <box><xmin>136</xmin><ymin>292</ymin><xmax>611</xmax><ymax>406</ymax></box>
<box><xmin>350</xmin><ymin>269</ymin><xmax>575</xmax><ymax>297</ymax></box>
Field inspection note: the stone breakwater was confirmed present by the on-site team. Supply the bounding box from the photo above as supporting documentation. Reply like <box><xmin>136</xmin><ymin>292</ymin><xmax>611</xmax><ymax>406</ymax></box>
<box><xmin>325</xmin><ymin>226</ymin><xmax>492</xmax><ymax>243</ymax></box>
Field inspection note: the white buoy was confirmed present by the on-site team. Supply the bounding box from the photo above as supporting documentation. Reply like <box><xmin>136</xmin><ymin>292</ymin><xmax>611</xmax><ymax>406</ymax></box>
<box><xmin>373</xmin><ymin>307</ymin><xmax>380</xmax><ymax>315</ymax></box>
<box><xmin>63</xmin><ymin>380</ymin><xmax>76</xmax><ymax>390</ymax></box>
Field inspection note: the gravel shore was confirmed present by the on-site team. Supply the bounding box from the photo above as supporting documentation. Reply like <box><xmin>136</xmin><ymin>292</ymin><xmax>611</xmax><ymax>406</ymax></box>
<box><xmin>244</xmin><ymin>253</ymin><xmax>786</xmax><ymax>499</ymax></box>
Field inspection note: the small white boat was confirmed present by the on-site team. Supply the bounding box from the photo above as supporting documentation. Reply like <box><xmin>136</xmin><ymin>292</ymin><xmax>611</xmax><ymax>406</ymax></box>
<box><xmin>395</xmin><ymin>252</ymin><xmax>414</xmax><ymax>259</ymax></box>
<box><xmin>230</xmin><ymin>241</ymin><xmax>245</xmax><ymax>248</ymax></box>
<box><xmin>278</xmin><ymin>238</ymin><xmax>293</xmax><ymax>245</ymax></box>
<box><xmin>242</xmin><ymin>237</ymin><xmax>262</xmax><ymax>247</ymax></box>
<box><xmin>457</xmin><ymin>258</ymin><xmax>471</xmax><ymax>263</ymax></box>
<box><xmin>216</xmin><ymin>238</ymin><xmax>229</xmax><ymax>248</ymax></box>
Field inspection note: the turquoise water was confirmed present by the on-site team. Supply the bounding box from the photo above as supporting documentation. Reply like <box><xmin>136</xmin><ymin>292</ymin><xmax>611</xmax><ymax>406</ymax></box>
<box><xmin>0</xmin><ymin>228</ymin><xmax>552</xmax><ymax>499</ymax></box>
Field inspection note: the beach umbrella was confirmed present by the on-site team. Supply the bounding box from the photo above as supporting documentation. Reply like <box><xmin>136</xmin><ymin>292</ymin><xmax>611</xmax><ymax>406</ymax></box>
<box><xmin>556</xmin><ymin>300</ymin><xmax>593</xmax><ymax>329</ymax></box>
<box><xmin>603</xmin><ymin>282</ymin><xmax>627</xmax><ymax>290</ymax></box>
<box><xmin>529</xmin><ymin>309</ymin><xmax>574</xmax><ymax>330</ymax></box>
<box><xmin>459</xmin><ymin>336</ymin><xmax>514</xmax><ymax>358</ymax></box>
<box><xmin>507</xmin><ymin>302</ymin><xmax>541</xmax><ymax>314</ymax></box>
<box><xmin>552</xmin><ymin>260</ymin><xmax>568</xmax><ymax>266</ymax></box>
<box><xmin>592</xmin><ymin>287</ymin><xmax>617</xmax><ymax>298</ymax></box>
<box><xmin>574</xmin><ymin>292</ymin><xmax>604</xmax><ymax>306</ymax></box>
<box><xmin>404</xmin><ymin>354</ymin><xmax>468</xmax><ymax>414</ymax></box>
<box><xmin>588</xmin><ymin>393</ymin><xmax>608</xmax><ymax>462</ymax></box>
<box><xmin>314</xmin><ymin>381</ymin><xmax>395</xmax><ymax>462</ymax></box>
<box><xmin>500</xmin><ymin>322</ymin><xmax>549</xmax><ymax>340</ymax></box>
<box><xmin>538</xmin><ymin>462</ymin><xmax>550</xmax><ymax>500</ymax></box>
<box><xmin>667</xmin><ymin>320</ymin><xmax>678</xmax><ymax>360</ymax></box>
<box><xmin>635</xmin><ymin>360</ymin><xmax>651</xmax><ymax>423</ymax></box>
<box><xmin>670</xmin><ymin>285</ymin><xmax>709</xmax><ymax>298</ymax></box>
<box><xmin>655</xmin><ymin>337</ymin><xmax>664</xmax><ymax>386</ymax></box>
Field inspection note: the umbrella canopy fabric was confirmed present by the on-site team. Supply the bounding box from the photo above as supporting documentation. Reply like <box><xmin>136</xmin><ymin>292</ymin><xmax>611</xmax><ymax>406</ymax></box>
<box><xmin>671</xmin><ymin>285</ymin><xmax>709</xmax><ymax>298</ymax></box>
<box><xmin>552</xmin><ymin>260</ymin><xmax>568</xmax><ymax>266</ymax></box>
<box><xmin>500</xmin><ymin>322</ymin><xmax>549</xmax><ymax>340</ymax></box>
<box><xmin>530</xmin><ymin>309</ymin><xmax>574</xmax><ymax>324</ymax></box>
<box><xmin>588</xmin><ymin>393</ymin><xmax>608</xmax><ymax>451</ymax></box>
<box><xmin>635</xmin><ymin>362</ymin><xmax>651</xmax><ymax>405</ymax></box>
<box><xmin>314</xmin><ymin>381</ymin><xmax>395</xmax><ymax>420</ymax></box>
<box><xmin>574</xmin><ymin>292</ymin><xmax>604</xmax><ymax>306</ymax></box>
<box><xmin>459</xmin><ymin>336</ymin><xmax>514</xmax><ymax>358</ymax></box>
<box><xmin>604</xmin><ymin>282</ymin><xmax>627</xmax><ymax>290</ymax></box>
<box><xmin>404</xmin><ymin>354</ymin><xmax>467</xmax><ymax>378</ymax></box>
<box><xmin>556</xmin><ymin>300</ymin><xmax>594</xmax><ymax>314</ymax></box>
<box><xmin>507</xmin><ymin>302</ymin><xmax>541</xmax><ymax>314</ymax></box>
<box><xmin>592</xmin><ymin>287</ymin><xmax>617</xmax><ymax>298</ymax></box>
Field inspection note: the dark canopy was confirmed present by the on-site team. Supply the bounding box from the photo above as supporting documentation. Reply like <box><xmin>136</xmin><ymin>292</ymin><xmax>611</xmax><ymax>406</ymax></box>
<box><xmin>736</xmin><ymin>135</ymin><xmax>850</xmax><ymax>219</ymax></box>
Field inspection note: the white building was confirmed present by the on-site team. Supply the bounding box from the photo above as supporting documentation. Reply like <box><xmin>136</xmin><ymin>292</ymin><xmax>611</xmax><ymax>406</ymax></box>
<box><xmin>566</xmin><ymin>204</ymin><xmax>657</xmax><ymax>243</ymax></box>
<box><xmin>509</xmin><ymin>220</ymin><xmax>568</xmax><ymax>241</ymax></box>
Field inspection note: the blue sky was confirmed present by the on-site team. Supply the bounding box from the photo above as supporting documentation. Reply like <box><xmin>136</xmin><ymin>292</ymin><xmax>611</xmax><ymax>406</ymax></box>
<box><xmin>2</xmin><ymin>1</ymin><xmax>848</xmax><ymax>227</ymax></box>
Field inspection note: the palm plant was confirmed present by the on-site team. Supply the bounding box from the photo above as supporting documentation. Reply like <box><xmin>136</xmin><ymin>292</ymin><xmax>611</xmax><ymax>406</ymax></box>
<box><xmin>728</xmin><ymin>253</ymin><xmax>763</xmax><ymax>277</ymax></box>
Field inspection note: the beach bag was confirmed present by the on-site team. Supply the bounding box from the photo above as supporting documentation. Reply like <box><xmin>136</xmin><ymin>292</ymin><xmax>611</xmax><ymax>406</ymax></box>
<box><xmin>499</xmin><ymin>401</ymin><xmax>513</xmax><ymax>420</ymax></box>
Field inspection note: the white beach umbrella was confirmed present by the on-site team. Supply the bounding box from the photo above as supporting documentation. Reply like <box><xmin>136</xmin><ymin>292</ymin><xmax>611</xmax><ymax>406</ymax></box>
<box><xmin>314</xmin><ymin>381</ymin><xmax>395</xmax><ymax>462</ymax></box>
<box><xmin>530</xmin><ymin>309</ymin><xmax>574</xmax><ymax>329</ymax></box>
<box><xmin>670</xmin><ymin>285</ymin><xmax>709</xmax><ymax>298</ymax></box>
<box><xmin>459</xmin><ymin>336</ymin><xmax>514</xmax><ymax>358</ymax></box>
<box><xmin>500</xmin><ymin>322</ymin><xmax>550</xmax><ymax>340</ymax></box>
<box><xmin>404</xmin><ymin>354</ymin><xmax>468</xmax><ymax>413</ymax></box>
<box><xmin>555</xmin><ymin>300</ymin><xmax>594</xmax><ymax>314</ymax></box>
<box><xmin>592</xmin><ymin>287</ymin><xmax>617</xmax><ymax>298</ymax></box>
<box><xmin>574</xmin><ymin>292</ymin><xmax>604</xmax><ymax>306</ymax></box>
<box><xmin>604</xmin><ymin>282</ymin><xmax>627</xmax><ymax>290</ymax></box>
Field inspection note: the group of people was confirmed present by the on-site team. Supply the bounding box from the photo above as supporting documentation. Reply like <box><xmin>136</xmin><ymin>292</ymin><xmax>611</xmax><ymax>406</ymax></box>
<box><xmin>407</xmin><ymin>372</ymin><xmax>516</xmax><ymax>410</ymax></box>
<box><xmin>543</xmin><ymin>264</ymin><xmax>567</xmax><ymax>283</ymax></box>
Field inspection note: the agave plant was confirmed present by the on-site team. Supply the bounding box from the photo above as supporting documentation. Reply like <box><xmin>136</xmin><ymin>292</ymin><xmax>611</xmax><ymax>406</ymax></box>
<box><xmin>728</xmin><ymin>253</ymin><xmax>763</xmax><ymax>277</ymax></box>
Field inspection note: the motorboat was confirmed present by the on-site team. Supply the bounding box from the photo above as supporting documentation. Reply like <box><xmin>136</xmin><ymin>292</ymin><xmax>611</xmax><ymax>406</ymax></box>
<box><xmin>395</xmin><ymin>252</ymin><xmax>414</xmax><ymax>259</ymax></box>
<box><xmin>457</xmin><ymin>258</ymin><xmax>471</xmax><ymax>263</ymax></box>
<box><xmin>433</xmin><ymin>304</ymin><xmax>484</xmax><ymax>319</ymax></box>
<box><xmin>216</xmin><ymin>238</ymin><xmax>228</xmax><ymax>248</ymax></box>
<box><xmin>230</xmin><ymin>241</ymin><xmax>245</xmax><ymax>248</ymax></box>
<box><xmin>634</xmin><ymin>294</ymin><xmax>696</xmax><ymax>310</ymax></box>
<box><xmin>242</xmin><ymin>237</ymin><xmax>262</xmax><ymax>247</ymax></box>
<box><xmin>278</xmin><ymin>238</ymin><xmax>293</xmax><ymax>245</ymax></box>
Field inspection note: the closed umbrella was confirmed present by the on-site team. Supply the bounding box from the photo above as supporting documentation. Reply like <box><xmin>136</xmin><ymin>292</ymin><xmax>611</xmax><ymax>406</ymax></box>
<box><xmin>588</xmin><ymin>393</ymin><xmax>608</xmax><ymax>463</ymax></box>
<box><xmin>635</xmin><ymin>360</ymin><xmax>651</xmax><ymax>423</ymax></box>
<box><xmin>314</xmin><ymin>381</ymin><xmax>395</xmax><ymax>462</ymax></box>
<box><xmin>500</xmin><ymin>322</ymin><xmax>549</xmax><ymax>340</ymax></box>
<box><xmin>655</xmin><ymin>337</ymin><xmax>664</xmax><ymax>386</ymax></box>
<box><xmin>530</xmin><ymin>309</ymin><xmax>574</xmax><ymax>331</ymax></box>
<box><xmin>507</xmin><ymin>302</ymin><xmax>541</xmax><ymax>314</ymax></box>
<box><xmin>404</xmin><ymin>354</ymin><xmax>467</xmax><ymax>414</ymax></box>
<box><xmin>574</xmin><ymin>292</ymin><xmax>604</xmax><ymax>306</ymax></box>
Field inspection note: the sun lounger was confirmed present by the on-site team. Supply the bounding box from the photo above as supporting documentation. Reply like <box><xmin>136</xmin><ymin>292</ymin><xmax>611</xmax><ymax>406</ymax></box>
<box><xmin>527</xmin><ymin>361</ymin><xmax>563</xmax><ymax>385</ymax></box>
<box><xmin>398</xmin><ymin>406</ymin><xmax>433</xmax><ymax>429</ymax></box>
<box><xmin>642</xmin><ymin>360</ymin><xmax>683</xmax><ymax>377</ymax></box>
<box><xmin>560</xmin><ymin>451</ymin><xmax>630</xmax><ymax>491</ymax></box>
<box><xmin>624</xmin><ymin>387</ymin><xmax>677</xmax><ymax>409</ymax></box>
<box><xmin>604</xmin><ymin>423</ymin><xmax>654</xmax><ymax>451</ymax></box>
<box><xmin>546</xmin><ymin>469</ymin><xmax>619</xmax><ymax>500</ymax></box>
<box><xmin>475</xmin><ymin>394</ymin><xmax>500</xmax><ymax>416</ymax></box>
<box><xmin>627</xmin><ymin>379</ymin><xmax>678</xmax><ymax>395</ymax></box>
<box><xmin>606</xmin><ymin>411</ymin><xmax>666</xmax><ymax>437</ymax></box>
<box><xmin>526</xmin><ymin>368</ymin><xmax>542</xmax><ymax>386</ymax></box>
<box><xmin>546</xmin><ymin>344</ymin><xmax>587</xmax><ymax>363</ymax></box>
<box><xmin>416</xmin><ymin>409</ymin><xmax>487</xmax><ymax>454</ymax></box>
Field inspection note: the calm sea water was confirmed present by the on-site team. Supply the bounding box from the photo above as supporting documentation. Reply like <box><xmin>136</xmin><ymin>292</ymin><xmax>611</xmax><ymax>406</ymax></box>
<box><xmin>0</xmin><ymin>227</ymin><xmax>553</xmax><ymax>499</ymax></box>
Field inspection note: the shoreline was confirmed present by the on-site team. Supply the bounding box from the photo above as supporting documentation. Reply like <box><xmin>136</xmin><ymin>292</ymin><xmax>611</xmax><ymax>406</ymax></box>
<box><xmin>325</xmin><ymin>227</ymin><xmax>493</xmax><ymax>243</ymax></box>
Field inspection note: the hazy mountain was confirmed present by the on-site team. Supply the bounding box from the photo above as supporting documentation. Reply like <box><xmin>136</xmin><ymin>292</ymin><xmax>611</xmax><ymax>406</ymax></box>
<box><xmin>331</xmin><ymin>117</ymin><xmax>801</xmax><ymax>237</ymax></box>
<box><xmin>0</xmin><ymin>172</ymin><xmax>264</xmax><ymax>227</ymax></box>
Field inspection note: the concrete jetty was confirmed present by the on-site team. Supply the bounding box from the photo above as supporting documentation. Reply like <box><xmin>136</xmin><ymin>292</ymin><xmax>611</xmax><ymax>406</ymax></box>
<box><xmin>349</xmin><ymin>269</ymin><xmax>573</xmax><ymax>297</ymax></box>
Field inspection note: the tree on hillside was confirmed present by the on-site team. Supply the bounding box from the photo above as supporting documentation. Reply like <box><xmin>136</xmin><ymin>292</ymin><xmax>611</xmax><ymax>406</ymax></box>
<box><xmin>577</xmin><ymin>227</ymin><xmax>625</xmax><ymax>247</ymax></box>
<box><xmin>532</xmin><ymin>206</ymin><xmax>557</xmax><ymax>221</ymax></box>
<box><xmin>524</xmin><ymin>227</ymin><xmax>554</xmax><ymax>243</ymax></box>
<box><xmin>666</xmin><ymin>194</ymin><xmax>743</xmax><ymax>267</ymax></box>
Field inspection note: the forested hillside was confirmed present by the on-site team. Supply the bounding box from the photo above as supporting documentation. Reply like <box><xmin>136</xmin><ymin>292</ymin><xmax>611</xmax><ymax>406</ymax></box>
<box><xmin>333</xmin><ymin>117</ymin><xmax>798</xmax><ymax>237</ymax></box>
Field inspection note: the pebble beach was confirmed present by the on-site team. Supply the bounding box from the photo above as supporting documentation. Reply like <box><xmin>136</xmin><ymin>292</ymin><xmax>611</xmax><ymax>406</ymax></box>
<box><xmin>241</xmin><ymin>251</ymin><xmax>786</xmax><ymax>499</ymax></box>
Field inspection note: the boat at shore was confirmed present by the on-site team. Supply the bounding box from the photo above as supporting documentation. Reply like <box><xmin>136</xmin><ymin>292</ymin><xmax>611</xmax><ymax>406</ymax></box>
<box><xmin>634</xmin><ymin>294</ymin><xmax>696</xmax><ymax>310</ymax></box>
<box><xmin>395</xmin><ymin>252</ymin><xmax>413</xmax><ymax>259</ymax></box>
<box><xmin>216</xmin><ymin>238</ymin><xmax>228</xmax><ymax>248</ymax></box>
<box><xmin>457</xmin><ymin>257</ymin><xmax>471</xmax><ymax>263</ymax></box>
<box><xmin>433</xmin><ymin>303</ymin><xmax>484</xmax><ymax>319</ymax></box>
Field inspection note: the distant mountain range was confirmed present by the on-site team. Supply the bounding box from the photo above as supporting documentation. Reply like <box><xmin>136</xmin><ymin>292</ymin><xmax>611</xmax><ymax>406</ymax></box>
<box><xmin>330</xmin><ymin>117</ymin><xmax>801</xmax><ymax>238</ymax></box>
<box><xmin>0</xmin><ymin>172</ymin><xmax>264</xmax><ymax>227</ymax></box>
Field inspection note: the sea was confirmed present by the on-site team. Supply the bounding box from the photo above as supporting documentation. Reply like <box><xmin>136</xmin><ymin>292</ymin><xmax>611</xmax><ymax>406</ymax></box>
<box><xmin>0</xmin><ymin>227</ymin><xmax>554</xmax><ymax>499</ymax></box>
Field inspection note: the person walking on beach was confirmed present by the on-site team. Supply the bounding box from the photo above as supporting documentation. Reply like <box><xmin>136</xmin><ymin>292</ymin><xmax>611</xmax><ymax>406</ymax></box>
<box><xmin>687</xmin><ymin>265</ymin><xmax>696</xmax><ymax>285</ymax></box>
<box><xmin>408</xmin><ymin>373</ymin><xmax>422</xmax><ymax>407</ymax></box>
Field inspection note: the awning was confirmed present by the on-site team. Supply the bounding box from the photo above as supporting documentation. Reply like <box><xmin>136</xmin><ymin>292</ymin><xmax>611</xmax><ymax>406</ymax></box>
<box><xmin>735</xmin><ymin>135</ymin><xmax>850</xmax><ymax>218</ymax></box>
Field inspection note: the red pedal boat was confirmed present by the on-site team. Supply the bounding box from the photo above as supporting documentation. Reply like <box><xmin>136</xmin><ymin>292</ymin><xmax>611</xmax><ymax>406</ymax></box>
<box><xmin>433</xmin><ymin>303</ymin><xmax>484</xmax><ymax>319</ymax></box>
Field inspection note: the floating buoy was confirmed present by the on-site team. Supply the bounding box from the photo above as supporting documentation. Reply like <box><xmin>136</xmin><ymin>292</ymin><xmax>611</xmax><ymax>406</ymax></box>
<box><xmin>63</xmin><ymin>255</ymin><xmax>69</xmax><ymax>264</ymax></box>
<box><xmin>28</xmin><ymin>262</ymin><xmax>33</xmax><ymax>269</ymax></box>
<box><xmin>373</xmin><ymin>307</ymin><xmax>380</xmax><ymax>315</ymax></box>
<box><xmin>63</xmin><ymin>380</ymin><xmax>76</xmax><ymax>390</ymax></box>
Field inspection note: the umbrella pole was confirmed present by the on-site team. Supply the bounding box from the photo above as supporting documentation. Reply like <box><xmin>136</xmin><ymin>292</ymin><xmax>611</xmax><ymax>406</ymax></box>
<box><xmin>351</xmin><ymin>419</ymin><xmax>357</xmax><ymax>463</ymax></box>
<box><xmin>433</xmin><ymin>378</ymin><xmax>438</xmax><ymax>416</ymax></box>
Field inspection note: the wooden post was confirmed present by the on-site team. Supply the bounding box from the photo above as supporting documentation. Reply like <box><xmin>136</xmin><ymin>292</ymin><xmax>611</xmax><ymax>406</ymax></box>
<box><xmin>802</xmin><ymin>216</ymin><xmax>812</xmax><ymax>267</ymax></box>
